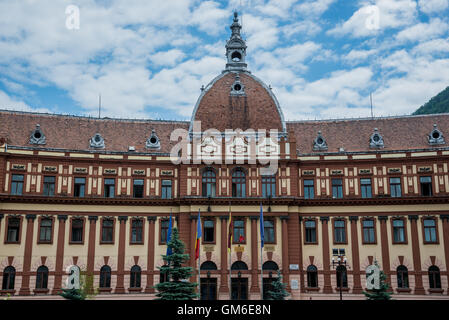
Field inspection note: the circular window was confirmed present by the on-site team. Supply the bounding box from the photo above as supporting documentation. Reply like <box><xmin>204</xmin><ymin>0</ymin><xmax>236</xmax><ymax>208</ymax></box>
<box><xmin>234</xmin><ymin>84</ymin><xmax>242</xmax><ymax>91</ymax></box>
<box><xmin>432</xmin><ymin>131</ymin><xmax>440</xmax><ymax>139</ymax></box>
<box><xmin>94</xmin><ymin>135</ymin><xmax>101</xmax><ymax>142</ymax></box>
<box><xmin>317</xmin><ymin>137</ymin><xmax>324</xmax><ymax>145</ymax></box>
<box><xmin>150</xmin><ymin>137</ymin><xmax>157</xmax><ymax>144</ymax></box>
<box><xmin>231</xmin><ymin>51</ymin><xmax>242</xmax><ymax>62</ymax></box>
<box><xmin>373</xmin><ymin>135</ymin><xmax>380</xmax><ymax>142</ymax></box>
<box><xmin>34</xmin><ymin>131</ymin><xmax>41</xmax><ymax>139</ymax></box>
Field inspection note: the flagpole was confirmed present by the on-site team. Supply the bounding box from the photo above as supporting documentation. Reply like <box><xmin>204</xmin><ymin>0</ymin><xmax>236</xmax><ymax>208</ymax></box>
<box><xmin>260</xmin><ymin>203</ymin><xmax>264</xmax><ymax>300</ymax></box>
<box><xmin>228</xmin><ymin>202</ymin><xmax>232</xmax><ymax>300</ymax></box>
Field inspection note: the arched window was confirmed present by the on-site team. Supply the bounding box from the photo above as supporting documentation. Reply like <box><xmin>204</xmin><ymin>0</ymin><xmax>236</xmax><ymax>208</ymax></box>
<box><xmin>396</xmin><ymin>265</ymin><xmax>409</xmax><ymax>289</ymax></box>
<box><xmin>232</xmin><ymin>168</ymin><xmax>246</xmax><ymax>198</ymax></box>
<box><xmin>130</xmin><ymin>265</ymin><xmax>141</xmax><ymax>288</ymax></box>
<box><xmin>231</xmin><ymin>261</ymin><xmax>248</xmax><ymax>270</ymax></box>
<box><xmin>100</xmin><ymin>265</ymin><xmax>111</xmax><ymax>288</ymax></box>
<box><xmin>36</xmin><ymin>265</ymin><xmax>49</xmax><ymax>289</ymax></box>
<box><xmin>262</xmin><ymin>261</ymin><xmax>279</xmax><ymax>271</ymax></box>
<box><xmin>2</xmin><ymin>266</ymin><xmax>15</xmax><ymax>290</ymax></box>
<box><xmin>307</xmin><ymin>265</ymin><xmax>318</xmax><ymax>288</ymax></box>
<box><xmin>428</xmin><ymin>266</ymin><xmax>441</xmax><ymax>289</ymax></box>
<box><xmin>200</xmin><ymin>261</ymin><xmax>218</xmax><ymax>270</ymax></box>
<box><xmin>202</xmin><ymin>169</ymin><xmax>216</xmax><ymax>197</ymax></box>
<box><xmin>336</xmin><ymin>265</ymin><xmax>348</xmax><ymax>288</ymax></box>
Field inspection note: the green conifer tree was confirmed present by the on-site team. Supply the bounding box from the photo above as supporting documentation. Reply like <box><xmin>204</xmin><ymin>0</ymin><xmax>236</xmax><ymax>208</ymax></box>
<box><xmin>266</xmin><ymin>270</ymin><xmax>290</xmax><ymax>300</ymax></box>
<box><xmin>154</xmin><ymin>227</ymin><xmax>198</xmax><ymax>300</ymax></box>
<box><xmin>363</xmin><ymin>263</ymin><xmax>393</xmax><ymax>300</ymax></box>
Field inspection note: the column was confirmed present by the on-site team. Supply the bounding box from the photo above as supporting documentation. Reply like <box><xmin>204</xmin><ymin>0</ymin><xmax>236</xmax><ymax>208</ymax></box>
<box><xmin>87</xmin><ymin>216</ymin><xmax>98</xmax><ymax>275</ymax></box>
<box><xmin>280</xmin><ymin>216</ymin><xmax>290</xmax><ymax>288</ymax></box>
<box><xmin>145</xmin><ymin>216</ymin><xmax>156</xmax><ymax>293</ymax></box>
<box><xmin>19</xmin><ymin>214</ymin><xmax>36</xmax><ymax>295</ymax></box>
<box><xmin>409</xmin><ymin>215</ymin><xmax>425</xmax><ymax>295</ymax></box>
<box><xmin>51</xmin><ymin>215</ymin><xmax>67</xmax><ymax>294</ymax></box>
<box><xmin>440</xmin><ymin>215</ymin><xmax>449</xmax><ymax>295</ymax></box>
<box><xmin>219</xmin><ymin>216</ymin><xmax>229</xmax><ymax>294</ymax></box>
<box><xmin>349</xmin><ymin>216</ymin><xmax>362</xmax><ymax>294</ymax></box>
<box><xmin>250</xmin><ymin>216</ymin><xmax>259</xmax><ymax>293</ymax></box>
<box><xmin>298</xmin><ymin>217</ymin><xmax>305</xmax><ymax>291</ymax></box>
<box><xmin>287</xmin><ymin>212</ymin><xmax>301</xmax><ymax>280</ymax></box>
<box><xmin>378</xmin><ymin>216</ymin><xmax>391</xmax><ymax>285</ymax></box>
<box><xmin>320</xmin><ymin>216</ymin><xmax>332</xmax><ymax>293</ymax></box>
<box><xmin>114</xmin><ymin>216</ymin><xmax>128</xmax><ymax>294</ymax></box>
<box><xmin>189</xmin><ymin>215</ymin><xmax>197</xmax><ymax>284</ymax></box>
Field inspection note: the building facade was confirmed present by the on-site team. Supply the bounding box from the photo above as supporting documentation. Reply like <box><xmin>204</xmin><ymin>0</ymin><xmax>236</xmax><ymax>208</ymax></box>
<box><xmin>1</xmin><ymin>13</ymin><xmax>449</xmax><ymax>300</ymax></box>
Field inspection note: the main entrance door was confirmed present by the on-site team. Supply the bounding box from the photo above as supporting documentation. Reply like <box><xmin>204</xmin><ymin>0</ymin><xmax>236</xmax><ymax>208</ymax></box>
<box><xmin>200</xmin><ymin>277</ymin><xmax>217</xmax><ymax>300</ymax></box>
<box><xmin>231</xmin><ymin>278</ymin><xmax>248</xmax><ymax>300</ymax></box>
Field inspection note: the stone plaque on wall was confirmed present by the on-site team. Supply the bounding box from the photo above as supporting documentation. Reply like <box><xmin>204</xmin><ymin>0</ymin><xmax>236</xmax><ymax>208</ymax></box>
<box><xmin>203</xmin><ymin>246</ymin><xmax>214</xmax><ymax>252</ymax></box>
<box><xmin>264</xmin><ymin>245</ymin><xmax>275</xmax><ymax>252</ymax></box>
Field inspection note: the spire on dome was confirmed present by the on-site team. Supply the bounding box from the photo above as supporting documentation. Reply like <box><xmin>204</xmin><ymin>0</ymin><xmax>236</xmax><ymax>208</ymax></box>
<box><xmin>225</xmin><ymin>12</ymin><xmax>248</xmax><ymax>71</ymax></box>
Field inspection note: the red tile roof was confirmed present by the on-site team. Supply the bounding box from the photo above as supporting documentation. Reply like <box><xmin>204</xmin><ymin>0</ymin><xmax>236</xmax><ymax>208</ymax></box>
<box><xmin>1</xmin><ymin>110</ymin><xmax>448</xmax><ymax>154</ymax></box>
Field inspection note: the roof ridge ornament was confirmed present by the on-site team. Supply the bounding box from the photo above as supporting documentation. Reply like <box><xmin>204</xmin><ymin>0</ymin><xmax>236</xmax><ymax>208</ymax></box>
<box><xmin>225</xmin><ymin>12</ymin><xmax>248</xmax><ymax>72</ymax></box>
<box><xmin>369</xmin><ymin>128</ymin><xmax>384</xmax><ymax>149</ymax></box>
<box><xmin>428</xmin><ymin>123</ymin><xmax>445</xmax><ymax>145</ymax></box>
<box><xmin>29</xmin><ymin>124</ymin><xmax>46</xmax><ymax>145</ymax></box>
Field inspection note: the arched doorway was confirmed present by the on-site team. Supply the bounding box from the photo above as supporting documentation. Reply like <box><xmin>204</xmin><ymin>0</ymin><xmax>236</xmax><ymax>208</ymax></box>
<box><xmin>200</xmin><ymin>261</ymin><xmax>217</xmax><ymax>300</ymax></box>
<box><xmin>231</xmin><ymin>261</ymin><xmax>248</xmax><ymax>300</ymax></box>
<box><xmin>262</xmin><ymin>261</ymin><xmax>279</xmax><ymax>299</ymax></box>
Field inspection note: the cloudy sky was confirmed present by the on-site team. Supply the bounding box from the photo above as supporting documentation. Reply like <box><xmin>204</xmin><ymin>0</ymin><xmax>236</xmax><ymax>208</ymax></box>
<box><xmin>1</xmin><ymin>0</ymin><xmax>449</xmax><ymax>121</ymax></box>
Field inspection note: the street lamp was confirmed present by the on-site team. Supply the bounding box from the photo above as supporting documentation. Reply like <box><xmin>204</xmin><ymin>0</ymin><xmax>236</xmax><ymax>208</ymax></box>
<box><xmin>331</xmin><ymin>255</ymin><xmax>349</xmax><ymax>301</ymax></box>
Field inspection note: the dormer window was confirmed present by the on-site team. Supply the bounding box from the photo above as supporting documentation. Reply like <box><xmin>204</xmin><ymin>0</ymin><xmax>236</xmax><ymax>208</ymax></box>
<box><xmin>146</xmin><ymin>129</ymin><xmax>161</xmax><ymax>149</ymax></box>
<box><xmin>428</xmin><ymin>124</ymin><xmax>445</xmax><ymax>145</ymax></box>
<box><xmin>369</xmin><ymin>128</ymin><xmax>384</xmax><ymax>149</ymax></box>
<box><xmin>231</xmin><ymin>74</ymin><xmax>245</xmax><ymax>96</ymax></box>
<box><xmin>90</xmin><ymin>133</ymin><xmax>105</xmax><ymax>149</ymax></box>
<box><xmin>231</xmin><ymin>51</ymin><xmax>242</xmax><ymax>62</ymax></box>
<box><xmin>313</xmin><ymin>131</ymin><xmax>328</xmax><ymax>151</ymax></box>
<box><xmin>29</xmin><ymin>124</ymin><xmax>46</xmax><ymax>145</ymax></box>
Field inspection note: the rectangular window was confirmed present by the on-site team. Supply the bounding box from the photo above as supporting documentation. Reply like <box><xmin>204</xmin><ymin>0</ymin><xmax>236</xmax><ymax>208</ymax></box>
<box><xmin>362</xmin><ymin>219</ymin><xmax>375</xmax><ymax>243</ymax></box>
<box><xmin>6</xmin><ymin>218</ymin><xmax>20</xmax><ymax>242</ymax></box>
<box><xmin>423</xmin><ymin>219</ymin><xmax>437</xmax><ymax>243</ymax></box>
<box><xmin>42</xmin><ymin>176</ymin><xmax>56</xmax><ymax>196</ymax></box>
<box><xmin>203</xmin><ymin>220</ymin><xmax>214</xmax><ymax>243</ymax></box>
<box><xmin>360</xmin><ymin>178</ymin><xmax>372</xmax><ymax>198</ymax></box>
<box><xmin>161</xmin><ymin>180</ymin><xmax>172</xmax><ymax>199</ymax></box>
<box><xmin>133</xmin><ymin>179</ymin><xmax>144</xmax><ymax>198</ymax></box>
<box><xmin>39</xmin><ymin>218</ymin><xmax>52</xmax><ymax>242</ymax></box>
<box><xmin>160</xmin><ymin>219</ymin><xmax>169</xmax><ymax>244</ymax></box>
<box><xmin>304</xmin><ymin>180</ymin><xmax>315</xmax><ymax>199</ymax></box>
<box><xmin>390</xmin><ymin>177</ymin><xmax>402</xmax><ymax>197</ymax></box>
<box><xmin>11</xmin><ymin>174</ymin><xmax>24</xmax><ymax>195</ymax></box>
<box><xmin>74</xmin><ymin>178</ymin><xmax>85</xmax><ymax>197</ymax></box>
<box><xmin>264</xmin><ymin>220</ymin><xmax>275</xmax><ymax>243</ymax></box>
<box><xmin>131</xmin><ymin>219</ymin><xmax>143</xmax><ymax>243</ymax></box>
<box><xmin>305</xmin><ymin>220</ymin><xmax>317</xmax><ymax>243</ymax></box>
<box><xmin>334</xmin><ymin>220</ymin><xmax>346</xmax><ymax>243</ymax></box>
<box><xmin>71</xmin><ymin>219</ymin><xmax>84</xmax><ymax>243</ymax></box>
<box><xmin>233</xmin><ymin>219</ymin><xmax>245</xmax><ymax>243</ymax></box>
<box><xmin>261</xmin><ymin>176</ymin><xmax>276</xmax><ymax>198</ymax></box>
<box><xmin>332</xmin><ymin>179</ymin><xmax>343</xmax><ymax>199</ymax></box>
<box><xmin>393</xmin><ymin>219</ymin><xmax>405</xmax><ymax>243</ymax></box>
<box><xmin>104</xmin><ymin>178</ymin><xmax>115</xmax><ymax>198</ymax></box>
<box><xmin>101</xmin><ymin>220</ymin><xmax>114</xmax><ymax>243</ymax></box>
<box><xmin>420</xmin><ymin>176</ymin><xmax>432</xmax><ymax>196</ymax></box>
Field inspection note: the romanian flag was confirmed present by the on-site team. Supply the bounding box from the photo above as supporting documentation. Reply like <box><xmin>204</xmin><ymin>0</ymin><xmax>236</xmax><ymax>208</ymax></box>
<box><xmin>260</xmin><ymin>203</ymin><xmax>264</xmax><ymax>248</ymax></box>
<box><xmin>166</xmin><ymin>210</ymin><xmax>173</xmax><ymax>256</ymax></box>
<box><xmin>195</xmin><ymin>210</ymin><xmax>202</xmax><ymax>260</ymax></box>
<box><xmin>227</xmin><ymin>207</ymin><xmax>233</xmax><ymax>252</ymax></box>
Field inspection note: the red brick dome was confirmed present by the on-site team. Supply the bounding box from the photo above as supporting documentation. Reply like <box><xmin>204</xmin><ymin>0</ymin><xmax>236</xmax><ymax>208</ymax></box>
<box><xmin>189</xmin><ymin>71</ymin><xmax>286</xmax><ymax>134</ymax></box>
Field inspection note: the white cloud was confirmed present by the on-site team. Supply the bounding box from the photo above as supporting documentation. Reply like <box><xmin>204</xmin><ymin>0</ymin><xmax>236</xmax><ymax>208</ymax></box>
<box><xmin>396</xmin><ymin>18</ymin><xmax>449</xmax><ymax>43</ymax></box>
<box><xmin>328</xmin><ymin>0</ymin><xmax>417</xmax><ymax>38</ymax></box>
<box><xmin>343</xmin><ymin>49</ymin><xmax>378</xmax><ymax>65</ymax></box>
<box><xmin>150</xmin><ymin>49</ymin><xmax>186</xmax><ymax>67</ymax></box>
<box><xmin>0</xmin><ymin>90</ymin><xmax>51</xmax><ymax>113</ymax></box>
<box><xmin>418</xmin><ymin>0</ymin><xmax>449</xmax><ymax>14</ymax></box>
<box><xmin>191</xmin><ymin>1</ymin><xmax>228</xmax><ymax>35</ymax></box>
<box><xmin>295</xmin><ymin>0</ymin><xmax>336</xmax><ymax>17</ymax></box>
